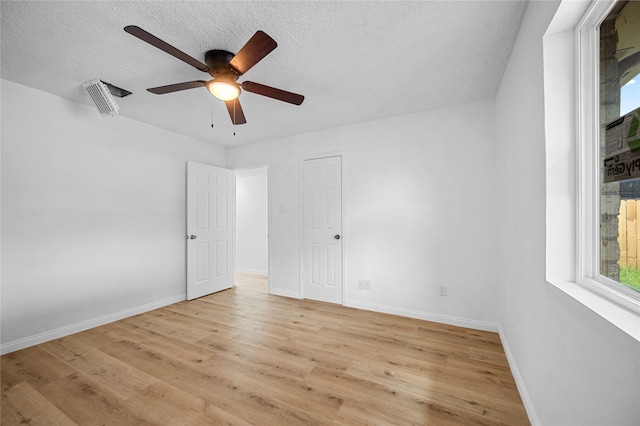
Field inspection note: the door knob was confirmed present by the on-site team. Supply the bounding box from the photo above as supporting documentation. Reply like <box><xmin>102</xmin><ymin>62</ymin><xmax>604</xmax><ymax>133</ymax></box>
<box><xmin>189</xmin><ymin>235</ymin><xmax>197</xmax><ymax>240</ymax></box>
<box><xmin>334</xmin><ymin>234</ymin><xmax>341</xmax><ymax>240</ymax></box>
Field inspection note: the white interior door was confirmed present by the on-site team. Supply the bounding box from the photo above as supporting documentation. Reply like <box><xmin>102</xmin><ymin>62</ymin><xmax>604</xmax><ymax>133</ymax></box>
<box><xmin>302</xmin><ymin>156</ymin><xmax>343</xmax><ymax>303</ymax></box>
<box><xmin>187</xmin><ymin>161</ymin><xmax>233</xmax><ymax>300</ymax></box>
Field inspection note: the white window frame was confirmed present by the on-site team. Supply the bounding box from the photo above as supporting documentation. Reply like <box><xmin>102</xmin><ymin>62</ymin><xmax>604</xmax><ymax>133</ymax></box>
<box><xmin>576</xmin><ymin>0</ymin><xmax>640</xmax><ymax>314</ymax></box>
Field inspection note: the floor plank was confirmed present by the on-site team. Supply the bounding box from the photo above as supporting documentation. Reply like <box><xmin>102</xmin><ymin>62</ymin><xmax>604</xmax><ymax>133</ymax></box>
<box><xmin>1</xmin><ymin>273</ymin><xmax>529</xmax><ymax>425</ymax></box>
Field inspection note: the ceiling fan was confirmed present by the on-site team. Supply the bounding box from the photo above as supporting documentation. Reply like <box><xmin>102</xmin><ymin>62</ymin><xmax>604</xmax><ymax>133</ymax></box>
<box><xmin>124</xmin><ymin>25</ymin><xmax>304</xmax><ymax>125</ymax></box>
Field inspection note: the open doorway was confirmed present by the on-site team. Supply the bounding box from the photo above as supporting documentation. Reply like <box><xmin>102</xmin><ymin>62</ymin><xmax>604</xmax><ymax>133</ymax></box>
<box><xmin>235</xmin><ymin>166</ymin><xmax>269</xmax><ymax>293</ymax></box>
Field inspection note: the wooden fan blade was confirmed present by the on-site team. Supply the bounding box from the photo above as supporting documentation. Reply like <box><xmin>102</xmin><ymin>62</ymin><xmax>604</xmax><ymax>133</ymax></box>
<box><xmin>229</xmin><ymin>31</ymin><xmax>277</xmax><ymax>75</ymax></box>
<box><xmin>224</xmin><ymin>98</ymin><xmax>247</xmax><ymax>125</ymax></box>
<box><xmin>241</xmin><ymin>81</ymin><xmax>304</xmax><ymax>105</ymax></box>
<box><xmin>147</xmin><ymin>81</ymin><xmax>207</xmax><ymax>94</ymax></box>
<box><xmin>124</xmin><ymin>25</ymin><xmax>209</xmax><ymax>72</ymax></box>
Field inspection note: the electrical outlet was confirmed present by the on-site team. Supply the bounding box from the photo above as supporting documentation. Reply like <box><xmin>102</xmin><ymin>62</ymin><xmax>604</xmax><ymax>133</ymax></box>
<box><xmin>358</xmin><ymin>280</ymin><xmax>371</xmax><ymax>290</ymax></box>
<box><xmin>439</xmin><ymin>285</ymin><xmax>447</xmax><ymax>296</ymax></box>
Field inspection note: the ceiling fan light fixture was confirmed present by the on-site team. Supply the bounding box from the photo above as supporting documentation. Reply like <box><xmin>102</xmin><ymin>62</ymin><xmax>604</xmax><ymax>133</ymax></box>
<box><xmin>206</xmin><ymin>79</ymin><xmax>240</xmax><ymax>101</ymax></box>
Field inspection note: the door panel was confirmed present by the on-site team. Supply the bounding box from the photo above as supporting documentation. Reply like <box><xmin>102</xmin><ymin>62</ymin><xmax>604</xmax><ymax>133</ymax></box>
<box><xmin>187</xmin><ymin>161</ymin><xmax>233</xmax><ymax>300</ymax></box>
<box><xmin>302</xmin><ymin>156</ymin><xmax>342</xmax><ymax>303</ymax></box>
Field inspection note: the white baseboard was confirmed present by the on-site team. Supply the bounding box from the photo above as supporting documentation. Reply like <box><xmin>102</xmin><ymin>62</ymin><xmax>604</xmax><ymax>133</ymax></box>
<box><xmin>498</xmin><ymin>325</ymin><xmax>541</xmax><ymax>426</ymax></box>
<box><xmin>344</xmin><ymin>299</ymin><xmax>499</xmax><ymax>332</ymax></box>
<box><xmin>236</xmin><ymin>267</ymin><xmax>268</xmax><ymax>276</ymax></box>
<box><xmin>0</xmin><ymin>294</ymin><xmax>186</xmax><ymax>355</ymax></box>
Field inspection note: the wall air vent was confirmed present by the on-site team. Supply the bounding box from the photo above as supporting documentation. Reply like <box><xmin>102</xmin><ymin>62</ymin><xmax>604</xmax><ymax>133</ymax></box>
<box><xmin>82</xmin><ymin>79</ymin><xmax>119</xmax><ymax>117</ymax></box>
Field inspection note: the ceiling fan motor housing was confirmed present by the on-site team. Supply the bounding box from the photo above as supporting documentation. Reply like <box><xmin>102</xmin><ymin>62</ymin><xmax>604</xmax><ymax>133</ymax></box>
<box><xmin>205</xmin><ymin>50</ymin><xmax>239</xmax><ymax>81</ymax></box>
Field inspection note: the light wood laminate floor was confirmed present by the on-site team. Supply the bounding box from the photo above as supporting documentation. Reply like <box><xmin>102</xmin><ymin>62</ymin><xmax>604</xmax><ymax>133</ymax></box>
<box><xmin>1</xmin><ymin>273</ymin><xmax>529</xmax><ymax>425</ymax></box>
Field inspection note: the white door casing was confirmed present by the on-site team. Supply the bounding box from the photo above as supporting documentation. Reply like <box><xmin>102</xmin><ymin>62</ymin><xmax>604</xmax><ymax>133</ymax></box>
<box><xmin>302</xmin><ymin>156</ymin><xmax>343</xmax><ymax>304</ymax></box>
<box><xmin>186</xmin><ymin>161</ymin><xmax>233</xmax><ymax>300</ymax></box>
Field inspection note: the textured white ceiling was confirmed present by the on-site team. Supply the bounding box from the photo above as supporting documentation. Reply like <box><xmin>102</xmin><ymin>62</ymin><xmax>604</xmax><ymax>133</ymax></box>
<box><xmin>1</xmin><ymin>1</ymin><xmax>527</xmax><ymax>147</ymax></box>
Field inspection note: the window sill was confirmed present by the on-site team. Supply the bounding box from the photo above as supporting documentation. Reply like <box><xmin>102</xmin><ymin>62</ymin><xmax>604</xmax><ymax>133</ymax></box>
<box><xmin>548</xmin><ymin>279</ymin><xmax>640</xmax><ymax>342</ymax></box>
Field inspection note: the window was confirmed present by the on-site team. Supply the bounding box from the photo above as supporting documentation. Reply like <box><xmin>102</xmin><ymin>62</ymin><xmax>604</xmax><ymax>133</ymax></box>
<box><xmin>578</xmin><ymin>0</ymin><xmax>640</xmax><ymax>312</ymax></box>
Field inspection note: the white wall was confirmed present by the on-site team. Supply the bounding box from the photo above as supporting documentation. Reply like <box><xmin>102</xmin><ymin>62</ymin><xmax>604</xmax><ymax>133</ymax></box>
<box><xmin>496</xmin><ymin>2</ymin><xmax>640</xmax><ymax>425</ymax></box>
<box><xmin>1</xmin><ymin>80</ymin><xmax>226</xmax><ymax>353</ymax></box>
<box><xmin>228</xmin><ymin>100</ymin><xmax>499</xmax><ymax>329</ymax></box>
<box><xmin>235</xmin><ymin>167</ymin><xmax>268</xmax><ymax>275</ymax></box>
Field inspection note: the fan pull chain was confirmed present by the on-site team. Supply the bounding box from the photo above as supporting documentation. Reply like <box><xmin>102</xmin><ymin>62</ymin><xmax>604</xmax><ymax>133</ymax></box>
<box><xmin>211</xmin><ymin>99</ymin><xmax>215</xmax><ymax>129</ymax></box>
<box><xmin>233</xmin><ymin>100</ymin><xmax>236</xmax><ymax>136</ymax></box>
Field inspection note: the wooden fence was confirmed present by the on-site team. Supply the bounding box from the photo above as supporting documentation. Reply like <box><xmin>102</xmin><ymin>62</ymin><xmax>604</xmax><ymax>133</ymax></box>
<box><xmin>619</xmin><ymin>199</ymin><xmax>640</xmax><ymax>267</ymax></box>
